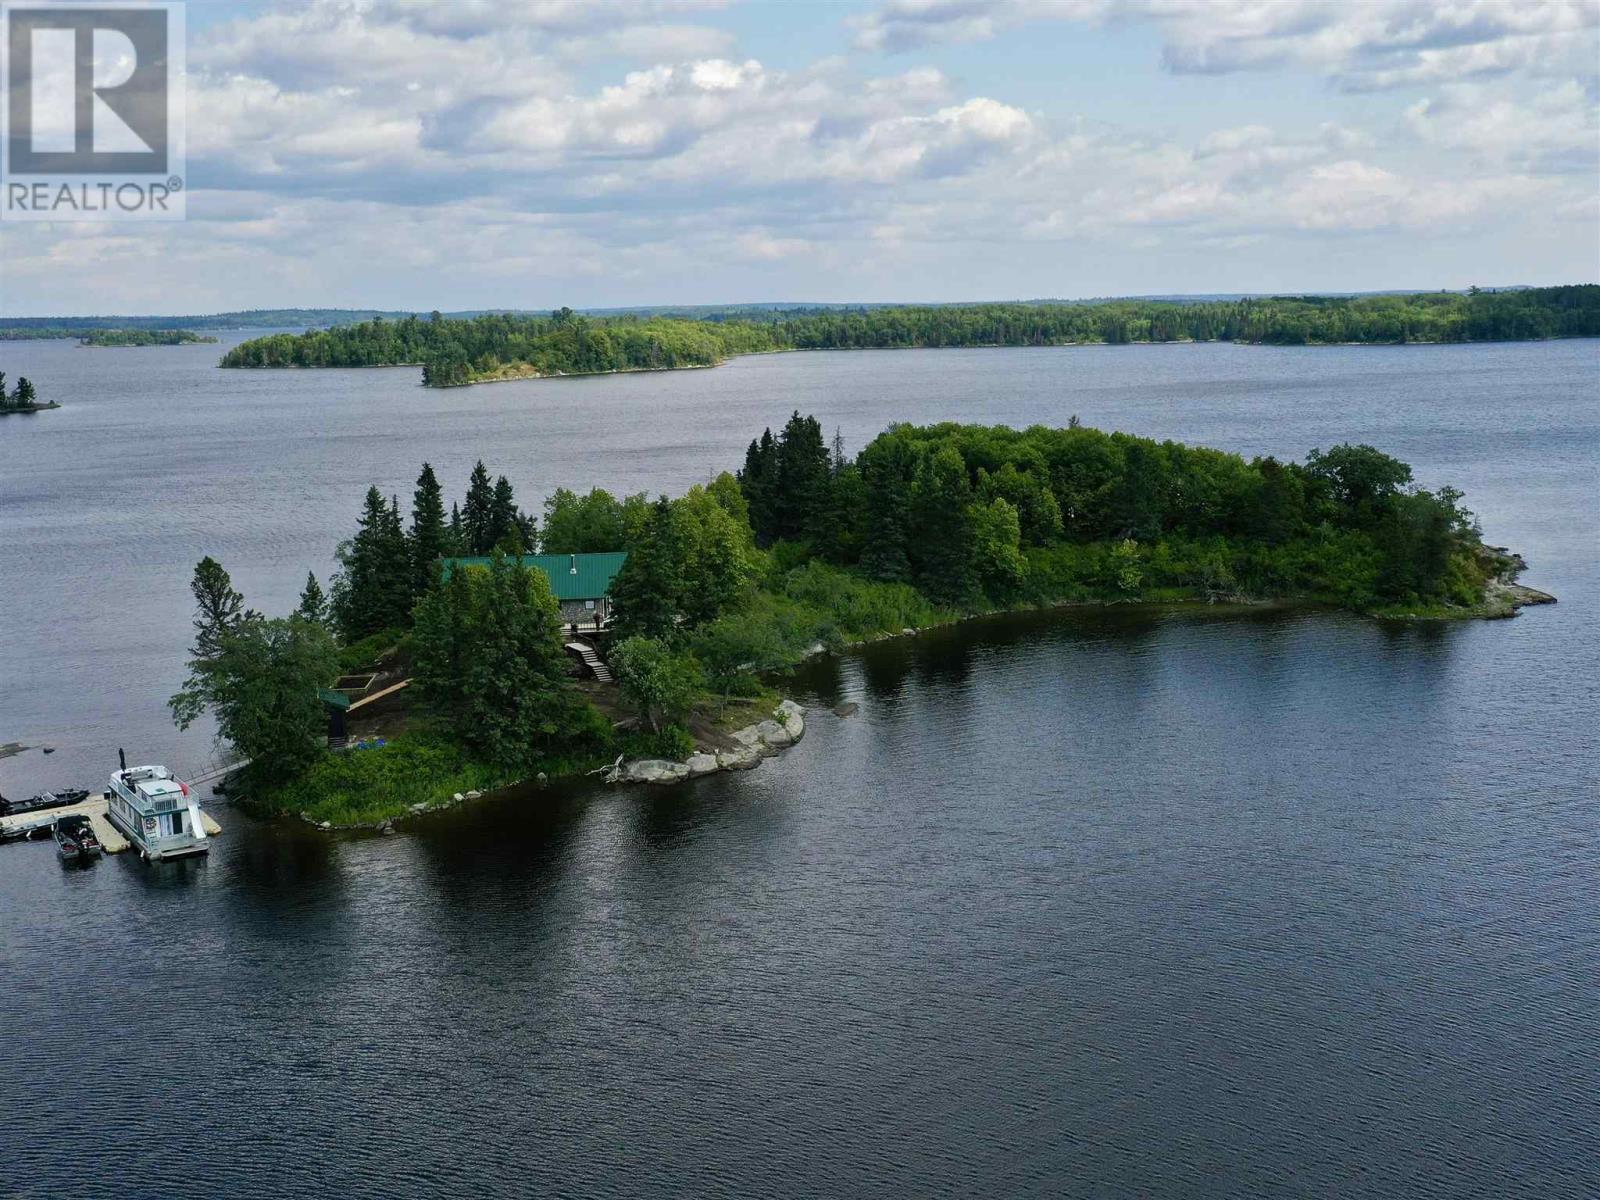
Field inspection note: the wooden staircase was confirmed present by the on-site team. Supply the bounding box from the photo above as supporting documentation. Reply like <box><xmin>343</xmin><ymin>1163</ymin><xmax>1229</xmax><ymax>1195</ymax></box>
<box><xmin>566</xmin><ymin>642</ymin><xmax>612</xmax><ymax>683</ymax></box>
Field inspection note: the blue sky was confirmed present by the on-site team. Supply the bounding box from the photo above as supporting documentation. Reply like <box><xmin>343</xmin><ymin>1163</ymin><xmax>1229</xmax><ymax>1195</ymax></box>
<box><xmin>2</xmin><ymin>0</ymin><xmax>1596</xmax><ymax>314</ymax></box>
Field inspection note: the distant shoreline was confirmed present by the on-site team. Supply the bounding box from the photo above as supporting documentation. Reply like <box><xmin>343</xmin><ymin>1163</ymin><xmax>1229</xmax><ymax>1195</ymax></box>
<box><xmin>219</xmin><ymin>331</ymin><xmax>1600</xmax><ymax>390</ymax></box>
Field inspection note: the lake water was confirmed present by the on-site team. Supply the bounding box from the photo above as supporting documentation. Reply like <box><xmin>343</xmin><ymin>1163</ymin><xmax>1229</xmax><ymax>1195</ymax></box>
<box><xmin>1</xmin><ymin>338</ymin><xmax>1597</xmax><ymax>1197</ymax></box>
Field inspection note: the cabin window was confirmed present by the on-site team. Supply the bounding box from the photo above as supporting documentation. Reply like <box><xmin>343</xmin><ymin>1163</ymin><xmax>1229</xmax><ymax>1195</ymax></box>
<box><xmin>585</xmin><ymin>600</ymin><xmax>596</xmax><ymax>610</ymax></box>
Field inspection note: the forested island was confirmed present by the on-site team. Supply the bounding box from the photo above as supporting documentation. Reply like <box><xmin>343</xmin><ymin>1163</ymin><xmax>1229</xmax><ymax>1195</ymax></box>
<box><xmin>217</xmin><ymin>286</ymin><xmax>1600</xmax><ymax>387</ymax></box>
<box><xmin>173</xmin><ymin>414</ymin><xmax>1548</xmax><ymax>827</ymax></box>
<box><xmin>79</xmin><ymin>329</ymin><xmax>217</xmax><ymax>347</ymax></box>
<box><xmin>0</xmin><ymin>371</ymin><xmax>54</xmax><ymax>413</ymax></box>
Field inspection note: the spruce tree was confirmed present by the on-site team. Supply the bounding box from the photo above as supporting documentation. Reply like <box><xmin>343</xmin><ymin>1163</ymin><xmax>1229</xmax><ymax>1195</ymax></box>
<box><xmin>913</xmin><ymin>444</ymin><xmax>980</xmax><ymax>607</ymax></box>
<box><xmin>775</xmin><ymin>411</ymin><xmax>830</xmax><ymax>542</ymax></box>
<box><xmin>297</xmin><ymin>571</ymin><xmax>328</xmax><ymax>625</ymax></box>
<box><xmin>448</xmin><ymin>502</ymin><xmax>464</xmax><ymax>554</ymax></box>
<box><xmin>739</xmin><ymin>430</ymin><xmax>779</xmax><ymax>545</ymax></box>
<box><xmin>13</xmin><ymin>377</ymin><xmax>36</xmax><ymax>408</ymax></box>
<box><xmin>608</xmin><ymin>497</ymin><xmax>684</xmax><ymax>641</ymax></box>
<box><xmin>383</xmin><ymin>495</ymin><xmax>411</xmax><ymax>613</ymax></box>
<box><xmin>462</xmin><ymin>461</ymin><xmax>494</xmax><ymax>554</ymax></box>
<box><xmin>487</xmin><ymin>475</ymin><xmax>531</xmax><ymax>553</ymax></box>
<box><xmin>413</xmin><ymin>554</ymin><xmax>571</xmax><ymax>764</ymax></box>
<box><xmin>331</xmin><ymin>487</ymin><xmax>413</xmax><ymax>641</ymax></box>
<box><xmin>859</xmin><ymin>436</ymin><xmax>915</xmax><ymax>582</ymax></box>
<box><xmin>409</xmin><ymin>462</ymin><xmax>448</xmax><ymax>598</ymax></box>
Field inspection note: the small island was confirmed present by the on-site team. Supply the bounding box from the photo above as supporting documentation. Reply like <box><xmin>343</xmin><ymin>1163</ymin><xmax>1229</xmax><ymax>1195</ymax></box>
<box><xmin>0</xmin><ymin>372</ymin><xmax>56</xmax><ymax>414</ymax></box>
<box><xmin>170</xmin><ymin>414</ymin><xmax>1553</xmax><ymax>831</ymax></box>
<box><xmin>80</xmin><ymin>329</ymin><xmax>218</xmax><ymax>348</ymax></box>
<box><xmin>217</xmin><ymin>286</ymin><xmax>1600</xmax><ymax>389</ymax></box>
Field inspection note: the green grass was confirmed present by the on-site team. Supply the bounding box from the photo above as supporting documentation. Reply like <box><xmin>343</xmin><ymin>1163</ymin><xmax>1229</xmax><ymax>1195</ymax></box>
<box><xmin>252</xmin><ymin>732</ymin><xmax>515</xmax><ymax>826</ymax></box>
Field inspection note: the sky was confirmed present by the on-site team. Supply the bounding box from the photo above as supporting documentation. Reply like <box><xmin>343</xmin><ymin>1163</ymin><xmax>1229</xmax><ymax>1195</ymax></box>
<box><xmin>1</xmin><ymin>0</ymin><xmax>1596</xmax><ymax>315</ymax></box>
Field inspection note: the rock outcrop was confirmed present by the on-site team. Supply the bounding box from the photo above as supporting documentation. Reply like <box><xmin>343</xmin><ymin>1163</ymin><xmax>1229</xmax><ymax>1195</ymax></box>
<box><xmin>615</xmin><ymin>759</ymin><xmax>691</xmax><ymax>785</ymax></box>
<box><xmin>608</xmin><ymin>700</ymin><xmax>807</xmax><ymax>786</ymax></box>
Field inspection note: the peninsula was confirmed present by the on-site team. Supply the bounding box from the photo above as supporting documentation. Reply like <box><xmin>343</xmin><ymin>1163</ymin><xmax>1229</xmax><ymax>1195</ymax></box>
<box><xmin>217</xmin><ymin>286</ymin><xmax>1600</xmax><ymax>388</ymax></box>
<box><xmin>172</xmin><ymin>414</ymin><xmax>1551</xmax><ymax>830</ymax></box>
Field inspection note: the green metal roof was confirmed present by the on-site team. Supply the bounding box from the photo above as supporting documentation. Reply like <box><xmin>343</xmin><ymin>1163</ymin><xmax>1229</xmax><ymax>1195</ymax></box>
<box><xmin>441</xmin><ymin>552</ymin><xmax>627</xmax><ymax>601</ymax></box>
<box><xmin>317</xmin><ymin>687</ymin><xmax>351</xmax><ymax>710</ymax></box>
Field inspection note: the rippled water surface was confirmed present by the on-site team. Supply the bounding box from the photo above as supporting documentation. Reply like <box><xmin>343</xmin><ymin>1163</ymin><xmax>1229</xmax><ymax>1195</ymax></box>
<box><xmin>1</xmin><ymin>338</ymin><xmax>1597</xmax><ymax>1197</ymax></box>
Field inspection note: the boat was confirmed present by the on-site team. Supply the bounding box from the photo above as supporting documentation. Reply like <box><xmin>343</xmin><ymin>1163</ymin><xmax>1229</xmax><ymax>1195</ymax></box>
<box><xmin>0</xmin><ymin>789</ymin><xmax>89</xmax><ymax>818</ymax></box>
<box><xmin>53</xmin><ymin>814</ymin><xmax>101</xmax><ymax>863</ymax></box>
<box><xmin>105</xmin><ymin>760</ymin><xmax>209</xmax><ymax>861</ymax></box>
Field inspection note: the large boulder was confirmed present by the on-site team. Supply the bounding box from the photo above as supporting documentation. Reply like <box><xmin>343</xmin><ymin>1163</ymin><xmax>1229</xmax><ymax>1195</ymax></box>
<box><xmin>620</xmin><ymin>759</ymin><xmax>690</xmax><ymax>785</ymax></box>
<box><xmin>717</xmin><ymin>744</ymin><xmax>763</xmax><ymax>771</ymax></box>
<box><xmin>755</xmin><ymin>719</ymin><xmax>793</xmax><ymax>749</ymax></box>
<box><xmin>774</xmin><ymin>699</ymin><xmax>806</xmax><ymax>741</ymax></box>
<box><xmin>731</xmin><ymin>724</ymin><xmax>766</xmax><ymax>750</ymax></box>
<box><xmin>685</xmin><ymin>753</ymin><xmax>720</xmax><ymax>777</ymax></box>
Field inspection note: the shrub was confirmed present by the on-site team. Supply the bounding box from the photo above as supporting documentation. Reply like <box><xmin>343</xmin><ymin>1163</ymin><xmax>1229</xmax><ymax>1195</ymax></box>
<box><xmin>618</xmin><ymin>725</ymin><xmax>695</xmax><ymax>762</ymax></box>
<box><xmin>338</xmin><ymin>627</ymin><xmax>408</xmax><ymax>673</ymax></box>
<box><xmin>258</xmin><ymin>732</ymin><xmax>508</xmax><ymax>825</ymax></box>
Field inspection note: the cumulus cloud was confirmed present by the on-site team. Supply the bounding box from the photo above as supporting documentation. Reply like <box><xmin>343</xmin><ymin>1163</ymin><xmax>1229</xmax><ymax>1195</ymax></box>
<box><xmin>2</xmin><ymin>0</ymin><xmax>1595</xmax><ymax>311</ymax></box>
<box><xmin>1405</xmin><ymin>80</ymin><xmax>1599</xmax><ymax>174</ymax></box>
<box><xmin>850</xmin><ymin>0</ymin><xmax>1599</xmax><ymax>90</ymax></box>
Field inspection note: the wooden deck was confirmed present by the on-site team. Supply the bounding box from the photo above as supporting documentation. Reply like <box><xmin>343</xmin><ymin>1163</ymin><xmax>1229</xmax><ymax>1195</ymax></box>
<box><xmin>0</xmin><ymin>793</ymin><xmax>221</xmax><ymax>854</ymax></box>
<box><xmin>346</xmin><ymin>677</ymin><xmax>411</xmax><ymax>712</ymax></box>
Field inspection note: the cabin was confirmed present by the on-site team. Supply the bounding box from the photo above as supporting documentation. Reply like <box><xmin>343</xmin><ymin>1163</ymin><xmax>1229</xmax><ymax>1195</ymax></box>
<box><xmin>441</xmin><ymin>552</ymin><xmax>628</xmax><ymax>630</ymax></box>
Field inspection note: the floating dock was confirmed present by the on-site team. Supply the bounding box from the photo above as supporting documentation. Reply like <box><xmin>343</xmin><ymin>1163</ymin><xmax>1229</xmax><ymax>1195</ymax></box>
<box><xmin>0</xmin><ymin>793</ymin><xmax>221</xmax><ymax>853</ymax></box>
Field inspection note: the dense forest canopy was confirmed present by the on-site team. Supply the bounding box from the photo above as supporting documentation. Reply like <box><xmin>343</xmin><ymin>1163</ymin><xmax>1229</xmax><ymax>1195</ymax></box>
<box><xmin>179</xmin><ymin>412</ymin><xmax>1523</xmax><ymax>821</ymax></box>
<box><xmin>218</xmin><ymin>287</ymin><xmax>1600</xmax><ymax>386</ymax></box>
<box><xmin>79</xmin><ymin>329</ymin><xmax>217</xmax><ymax>347</ymax></box>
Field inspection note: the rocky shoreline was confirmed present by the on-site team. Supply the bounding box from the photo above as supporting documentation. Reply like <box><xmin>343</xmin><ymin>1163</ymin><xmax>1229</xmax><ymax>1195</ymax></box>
<box><xmin>606</xmin><ymin>700</ymin><xmax>806</xmax><ymax>785</ymax></box>
<box><xmin>289</xmin><ymin>552</ymin><xmax>1555</xmax><ymax>833</ymax></box>
<box><xmin>291</xmin><ymin>699</ymin><xmax>810</xmax><ymax>831</ymax></box>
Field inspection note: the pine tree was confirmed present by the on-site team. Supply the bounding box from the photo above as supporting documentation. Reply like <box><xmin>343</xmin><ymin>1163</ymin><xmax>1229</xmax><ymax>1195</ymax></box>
<box><xmin>409</xmin><ymin>462</ymin><xmax>448</xmax><ymax>598</ymax></box>
<box><xmin>13</xmin><ymin>377</ymin><xmax>37</xmax><ymax>408</ymax></box>
<box><xmin>462</xmin><ymin>461</ymin><xmax>494</xmax><ymax>554</ymax></box>
<box><xmin>189</xmin><ymin>556</ymin><xmax>247</xmax><ymax>661</ymax></box>
<box><xmin>297</xmin><ymin>571</ymin><xmax>328</xmax><ymax>625</ymax></box>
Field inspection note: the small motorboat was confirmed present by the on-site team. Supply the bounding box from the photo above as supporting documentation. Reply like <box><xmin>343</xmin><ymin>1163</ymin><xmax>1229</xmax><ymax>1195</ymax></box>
<box><xmin>1</xmin><ymin>788</ymin><xmax>89</xmax><ymax>817</ymax></box>
<box><xmin>53</xmin><ymin>814</ymin><xmax>102</xmax><ymax>863</ymax></box>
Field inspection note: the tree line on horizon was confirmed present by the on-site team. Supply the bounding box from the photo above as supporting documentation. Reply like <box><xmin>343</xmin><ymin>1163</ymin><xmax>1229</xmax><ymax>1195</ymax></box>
<box><xmin>216</xmin><ymin>286</ymin><xmax>1600</xmax><ymax>386</ymax></box>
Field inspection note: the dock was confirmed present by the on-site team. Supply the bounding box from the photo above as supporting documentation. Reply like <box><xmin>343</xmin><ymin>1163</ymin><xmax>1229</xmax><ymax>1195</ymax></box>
<box><xmin>0</xmin><ymin>793</ymin><xmax>221</xmax><ymax>853</ymax></box>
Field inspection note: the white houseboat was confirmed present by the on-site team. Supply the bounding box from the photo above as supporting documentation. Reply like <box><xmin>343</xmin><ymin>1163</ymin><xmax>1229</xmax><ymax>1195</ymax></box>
<box><xmin>107</xmin><ymin>764</ymin><xmax>209</xmax><ymax>861</ymax></box>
